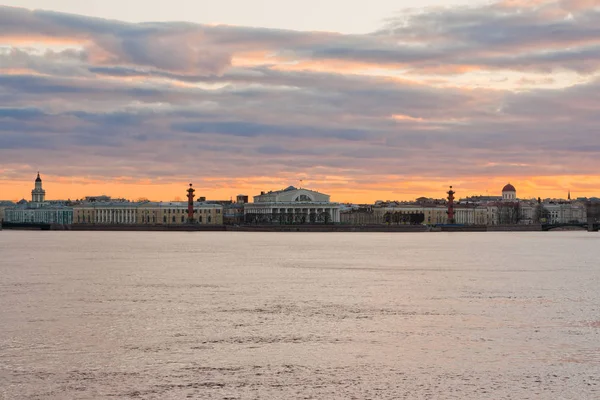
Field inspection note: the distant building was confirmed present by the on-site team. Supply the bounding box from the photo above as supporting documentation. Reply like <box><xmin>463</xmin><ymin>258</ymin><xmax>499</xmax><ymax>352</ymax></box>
<box><xmin>84</xmin><ymin>195</ymin><xmax>113</xmax><ymax>203</ymax></box>
<box><xmin>73</xmin><ymin>201</ymin><xmax>223</xmax><ymax>225</ymax></box>
<box><xmin>4</xmin><ymin>173</ymin><xmax>73</xmax><ymax>225</ymax></box>
<box><xmin>222</xmin><ymin>195</ymin><xmax>248</xmax><ymax>225</ymax></box>
<box><xmin>372</xmin><ymin>203</ymin><xmax>447</xmax><ymax>225</ymax></box>
<box><xmin>244</xmin><ymin>186</ymin><xmax>340</xmax><ymax>224</ymax></box>
<box><xmin>541</xmin><ymin>200</ymin><xmax>586</xmax><ymax>224</ymax></box>
<box><xmin>0</xmin><ymin>201</ymin><xmax>16</xmax><ymax>223</ymax></box>
<box><xmin>5</xmin><ymin>205</ymin><xmax>73</xmax><ymax>225</ymax></box>
<box><xmin>502</xmin><ymin>183</ymin><xmax>517</xmax><ymax>201</ymax></box>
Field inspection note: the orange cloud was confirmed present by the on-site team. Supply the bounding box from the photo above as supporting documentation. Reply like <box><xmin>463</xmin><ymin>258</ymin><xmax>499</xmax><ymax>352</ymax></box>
<box><xmin>0</xmin><ymin>35</ymin><xmax>86</xmax><ymax>46</ymax></box>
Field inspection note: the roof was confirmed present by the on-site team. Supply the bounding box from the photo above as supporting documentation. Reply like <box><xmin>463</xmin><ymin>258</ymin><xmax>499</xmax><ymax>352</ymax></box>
<box><xmin>260</xmin><ymin>186</ymin><xmax>324</xmax><ymax>196</ymax></box>
<box><xmin>502</xmin><ymin>183</ymin><xmax>516</xmax><ymax>192</ymax></box>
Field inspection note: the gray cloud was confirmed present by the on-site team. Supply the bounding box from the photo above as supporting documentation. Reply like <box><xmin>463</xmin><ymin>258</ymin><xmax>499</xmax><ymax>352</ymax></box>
<box><xmin>1</xmin><ymin>2</ymin><xmax>600</xmax><ymax>197</ymax></box>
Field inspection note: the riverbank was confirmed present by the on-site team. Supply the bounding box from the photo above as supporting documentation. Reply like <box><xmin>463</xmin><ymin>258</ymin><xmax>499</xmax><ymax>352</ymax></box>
<box><xmin>0</xmin><ymin>222</ymin><xmax>555</xmax><ymax>232</ymax></box>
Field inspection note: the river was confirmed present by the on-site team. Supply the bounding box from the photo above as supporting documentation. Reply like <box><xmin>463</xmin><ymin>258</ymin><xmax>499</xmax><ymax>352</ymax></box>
<box><xmin>1</xmin><ymin>231</ymin><xmax>599</xmax><ymax>399</ymax></box>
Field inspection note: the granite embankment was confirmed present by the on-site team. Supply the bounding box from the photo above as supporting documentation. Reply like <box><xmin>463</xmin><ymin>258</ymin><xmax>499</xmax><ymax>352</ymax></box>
<box><xmin>1</xmin><ymin>223</ymin><xmax>547</xmax><ymax>232</ymax></box>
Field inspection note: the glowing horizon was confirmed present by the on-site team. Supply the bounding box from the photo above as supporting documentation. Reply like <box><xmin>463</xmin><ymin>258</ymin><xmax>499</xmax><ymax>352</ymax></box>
<box><xmin>1</xmin><ymin>172</ymin><xmax>593</xmax><ymax>204</ymax></box>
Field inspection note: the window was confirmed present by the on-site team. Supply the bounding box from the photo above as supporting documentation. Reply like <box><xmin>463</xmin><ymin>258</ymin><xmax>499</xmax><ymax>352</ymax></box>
<box><xmin>295</xmin><ymin>195</ymin><xmax>312</xmax><ymax>201</ymax></box>
<box><xmin>172</xmin><ymin>216</ymin><xmax>176</xmax><ymax>223</ymax></box>
<box><xmin>199</xmin><ymin>216</ymin><xmax>202</xmax><ymax>223</ymax></box>
<box><xmin>208</xmin><ymin>216</ymin><xmax>212</xmax><ymax>223</ymax></box>
<box><xmin>216</xmin><ymin>209</ymin><xmax>221</xmax><ymax>214</ymax></box>
<box><xmin>181</xmin><ymin>216</ymin><xmax>185</xmax><ymax>223</ymax></box>
<box><xmin>163</xmin><ymin>216</ymin><xmax>167</xmax><ymax>223</ymax></box>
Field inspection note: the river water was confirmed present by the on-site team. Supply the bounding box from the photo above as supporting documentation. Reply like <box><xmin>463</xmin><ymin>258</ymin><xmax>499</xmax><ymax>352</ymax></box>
<box><xmin>1</xmin><ymin>231</ymin><xmax>599</xmax><ymax>399</ymax></box>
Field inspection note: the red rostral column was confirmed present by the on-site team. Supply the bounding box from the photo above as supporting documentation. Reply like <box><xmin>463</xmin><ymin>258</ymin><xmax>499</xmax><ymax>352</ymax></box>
<box><xmin>187</xmin><ymin>183</ymin><xmax>195</xmax><ymax>223</ymax></box>
<box><xmin>447</xmin><ymin>186</ymin><xmax>456</xmax><ymax>224</ymax></box>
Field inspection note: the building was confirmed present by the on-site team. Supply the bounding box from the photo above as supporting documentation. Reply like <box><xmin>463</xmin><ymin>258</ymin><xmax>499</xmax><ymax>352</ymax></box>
<box><xmin>542</xmin><ymin>200</ymin><xmax>587</xmax><ymax>224</ymax></box>
<box><xmin>0</xmin><ymin>201</ymin><xmax>16</xmax><ymax>223</ymax></box>
<box><xmin>365</xmin><ymin>183</ymin><xmax>538</xmax><ymax>226</ymax></box>
<box><xmin>502</xmin><ymin>183</ymin><xmax>517</xmax><ymax>201</ymax></box>
<box><xmin>222</xmin><ymin>195</ymin><xmax>248</xmax><ymax>225</ymax></box>
<box><xmin>454</xmin><ymin>205</ymin><xmax>489</xmax><ymax>225</ymax></box>
<box><xmin>31</xmin><ymin>172</ymin><xmax>46</xmax><ymax>204</ymax></box>
<box><xmin>244</xmin><ymin>186</ymin><xmax>341</xmax><ymax>224</ymax></box>
<box><xmin>5</xmin><ymin>204</ymin><xmax>73</xmax><ymax>225</ymax></box>
<box><xmin>73</xmin><ymin>200</ymin><xmax>142</xmax><ymax>225</ymax></box>
<box><xmin>373</xmin><ymin>204</ymin><xmax>444</xmax><ymax>225</ymax></box>
<box><xmin>73</xmin><ymin>200</ymin><xmax>223</xmax><ymax>225</ymax></box>
<box><xmin>4</xmin><ymin>173</ymin><xmax>73</xmax><ymax>225</ymax></box>
<box><xmin>141</xmin><ymin>202</ymin><xmax>223</xmax><ymax>225</ymax></box>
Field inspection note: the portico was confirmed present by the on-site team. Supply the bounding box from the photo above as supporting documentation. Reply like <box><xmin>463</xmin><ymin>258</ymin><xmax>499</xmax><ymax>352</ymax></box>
<box><xmin>244</xmin><ymin>186</ymin><xmax>340</xmax><ymax>224</ymax></box>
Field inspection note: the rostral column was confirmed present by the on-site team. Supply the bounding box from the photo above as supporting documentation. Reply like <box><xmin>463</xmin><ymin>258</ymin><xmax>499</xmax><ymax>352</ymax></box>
<box><xmin>447</xmin><ymin>186</ymin><xmax>455</xmax><ymax>224</ymax></box>
<box><xmin>187</xmin><ymin>183</ymin><xmax>195</xmax><ymax>223</ymax></box>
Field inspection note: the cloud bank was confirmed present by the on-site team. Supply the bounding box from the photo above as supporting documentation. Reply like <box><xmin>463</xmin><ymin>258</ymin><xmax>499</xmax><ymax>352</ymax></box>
<box><xmin>1</xmin><ymin>1</ymin><xmax>599</xmax><ymax>200</ymax></box>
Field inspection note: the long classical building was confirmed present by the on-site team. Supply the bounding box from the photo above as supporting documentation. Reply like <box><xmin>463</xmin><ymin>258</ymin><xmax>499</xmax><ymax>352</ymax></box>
<box><xmin>73</xmin><ymin>200</ymin><xmax>223</xmax><ymax>225</ymax></box>
<box><xmin>244</xmin><ymin>186</ymin><xmax>341</xmax><ymax>224</ymax></box>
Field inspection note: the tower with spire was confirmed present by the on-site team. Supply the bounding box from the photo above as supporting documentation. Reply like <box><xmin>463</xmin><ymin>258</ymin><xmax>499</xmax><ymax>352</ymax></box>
<box><xmin>31</xmin><ymin>172</ymin><xmax>46</xmax><ymax>204</ymax></box>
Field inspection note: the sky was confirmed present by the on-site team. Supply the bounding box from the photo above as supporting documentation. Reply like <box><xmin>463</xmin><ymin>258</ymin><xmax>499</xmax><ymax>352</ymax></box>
<box><xmin>1</xmin><ymin>0</ymin><xmax>600</xmax><ymax>203</ymax></box>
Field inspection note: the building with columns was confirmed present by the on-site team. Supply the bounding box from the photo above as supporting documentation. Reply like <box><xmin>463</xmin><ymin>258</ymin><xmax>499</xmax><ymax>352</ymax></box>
<box><xmin>73</xmin><ymin>200</ymin><xmax>223</xmax><ymax>225</ymax></box>
<box><xmin>244</xmin><ymin>186</ymin><xmax>341</xmax><ymax>224</ymax></box>
<box><xmin>502</xmin><ymin>183</ymin><xmax>517</xmax><ymax>201</ymax></box>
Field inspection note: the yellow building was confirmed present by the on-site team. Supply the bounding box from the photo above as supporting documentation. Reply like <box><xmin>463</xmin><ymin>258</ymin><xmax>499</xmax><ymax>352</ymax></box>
<box><xmin>73</xmin><ymin>204</ymin><xmax>98</xmax><ymax>224</ymax></box>
<box><xmin>138</xmin><ymin>202</ymin><xmax>223</xmax><ymax>225</ymax></box>
<box><xmin>73</xmin><ymin>201</ymin><xmax>223</xmax><ymax>225</ymax></box>
<box><xmin>373</xmin><ymin>205</ymin><xmax>448</xmax><ymax>225</ymax></box>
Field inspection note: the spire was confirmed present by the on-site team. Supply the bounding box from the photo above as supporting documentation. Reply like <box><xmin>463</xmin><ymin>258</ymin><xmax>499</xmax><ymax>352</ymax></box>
<box><xmin>35</xmin><ymin>172</ymin><xmax>42</xmax><ymax>183</ymax></box>
<box><xmin>568</xmin><ymin>190</ymin><xmax>571</xmax><ymax>201</ymax></box>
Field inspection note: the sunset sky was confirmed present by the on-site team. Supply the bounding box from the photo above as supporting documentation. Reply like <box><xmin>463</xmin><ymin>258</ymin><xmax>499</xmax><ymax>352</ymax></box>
<box><xmin>1</xmin><ymin>0</ymin><xmax>600</xmax><ymax>203</ymax></box>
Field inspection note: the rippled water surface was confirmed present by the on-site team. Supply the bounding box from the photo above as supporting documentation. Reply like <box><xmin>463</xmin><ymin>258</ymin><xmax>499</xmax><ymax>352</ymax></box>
<box><xmin>1</xmin><ymin>231</ymin><xmax>600</xmax><ymax>399</ymax></box>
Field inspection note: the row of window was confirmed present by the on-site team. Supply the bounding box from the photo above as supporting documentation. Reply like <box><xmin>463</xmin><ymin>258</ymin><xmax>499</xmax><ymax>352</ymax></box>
<box><xmin>75</xmin><ymin>215</ymin><xmax>214</xmax><ymax>223</ymax></box>
<box><xmin>77</xmin><ymin>209</ymin><xmax>220</xmax><ymax>216</ymax></box>
<box><xmin>166</xmin><ymin>209</ymin><xmax>220</xmax><ymax>214</ymax></box>
<box><xmin>161</xmin><ymin>215</ymin><xmax>212</xmax><ymax>223</ymax></box>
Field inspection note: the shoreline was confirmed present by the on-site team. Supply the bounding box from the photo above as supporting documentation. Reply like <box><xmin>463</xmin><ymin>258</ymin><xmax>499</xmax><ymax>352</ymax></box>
<box><xmin>1</xmin><ymin>223</ymin><xmax>588</xmax><ymax>232</ymax></box>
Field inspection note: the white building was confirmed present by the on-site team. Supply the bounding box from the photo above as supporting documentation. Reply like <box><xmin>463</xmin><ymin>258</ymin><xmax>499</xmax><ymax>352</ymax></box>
<box><xmin>5</xmin><ymin>206</ymin><xmax>73</xmax><ymax>225</ymax></box>
<box><xmin>542</xmin><ymin>201</ymin><xmax>587</xmax><ymax>224</ymax></box>
<box><xmin>4</xmin><ymin>173</ymin><xmax>73</xmax><ymax>225</ymax></box>
<box><xmin>0</xmin><ymin>201</ymin><xmax>15</xmax><ymax>223</ymax></box>
<box><xmin>244</xmin><ymin>186</ymin><xmax>341</xmax><ymax>224</ymax></box>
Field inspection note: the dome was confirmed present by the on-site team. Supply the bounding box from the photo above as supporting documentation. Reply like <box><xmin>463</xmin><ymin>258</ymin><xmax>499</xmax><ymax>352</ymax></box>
<box><xmin>35</xmin><ymin>172</ymin><xmax>42</xmax><ymax>183</ymax></box>
<box><xmin>502</xmin><ymin>183</ymin><xmax>516</xmax><ymax>192</ymax></box>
